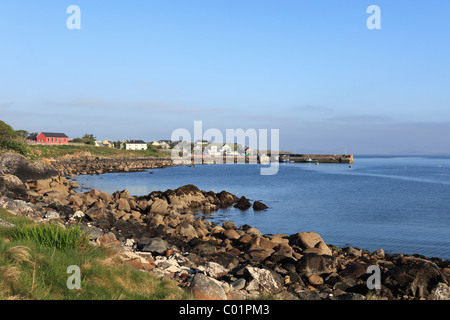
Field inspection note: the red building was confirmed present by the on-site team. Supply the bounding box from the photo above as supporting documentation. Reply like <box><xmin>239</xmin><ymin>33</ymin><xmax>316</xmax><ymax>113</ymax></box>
<box><xmin>27</xmin><ymin>132</ymin><xmax>69</xmax><ymax>144</ymax></box>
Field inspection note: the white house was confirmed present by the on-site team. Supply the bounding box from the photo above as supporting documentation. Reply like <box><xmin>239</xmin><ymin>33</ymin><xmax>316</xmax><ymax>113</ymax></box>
<box><xmin>126</xmin><ymin>140</ymin><xmax>148</xmax><ymax>150</ymax></box>
<box><xmin>204</xmin><ymin>144</ymin><xmax>220</xmax><ymax>156</ymax></box>
<box><xmin>220</xmin><ymin>143</ymin><xmax>234</xmax><ymax>155</ymax></box>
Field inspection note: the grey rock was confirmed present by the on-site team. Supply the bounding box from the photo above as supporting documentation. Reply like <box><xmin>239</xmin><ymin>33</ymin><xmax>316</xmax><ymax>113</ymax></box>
<box><xmin>230</xmin><ymin>278</ymin><xmax>246</xmax><ymax>290</ymax></box>
<box><xmin>244</xmin><ymin>266</ymin><xmax>284</xmax><ymax>294</ymax></box>
<box><xmin>81</xmin><ymin>225</ymin><xmax>104</xmax><ymax>240</ymax></box>
<box><xmin>178</xmin><ymin>220</ymin><xmax>198</xmax><ymax>240</ymax></box>
<box><xmin>0</xmin><ymin>152</ymin><xmax>57</xmax><ymax>182</ymax></box>
<box><xmin>44</xmin><ymin>210</ymin><xmax>60</xmax><ymax>220</ymax></box>
<box><xmin>0</xmin><ymin>174</ymin><xmax>28</xmax><ymax>199</ymax></box>
<box><xmin>0</xmin><ymin>198</ymin><xmax>37</xmax><ymax>216</ymax></box>
<box><xmin>205</xmin><ymin>261</ymin><xmax>228</xmax><ymax>279</ymax></box>
<box><xmin>296</xmin><ymin>253</ymin><xmax>340</xmax><ymax>276</ymax></box>
<box><xmin>189</xmin><ymin>273</ymin><xmax>227</xmax><ymax>300</ymax></box>
<box><xmin>141</xmin><ymin>237</ymin><xmax>169</xmax><ymax>255</ymax></box>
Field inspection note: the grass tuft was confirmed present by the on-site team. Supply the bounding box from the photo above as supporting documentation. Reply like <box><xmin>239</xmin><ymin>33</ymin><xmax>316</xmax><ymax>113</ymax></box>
<box><xmin>3</xmin><ymin>245</ymin><xmax>32</xmax><ymax>264</ymax></box>
<box><xmin>10</xmin><ymin>223</ymin><xmax>89</xmax><ymax>252</ymax></box>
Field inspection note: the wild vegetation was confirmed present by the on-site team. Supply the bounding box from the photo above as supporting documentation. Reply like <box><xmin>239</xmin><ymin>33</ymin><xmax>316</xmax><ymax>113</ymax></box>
<box><xmin>0</xmin><ymin>207</ymin><xmax>192</xmax><ymax>300</ymax></box>
<box><xmin>0</xmin><ymin>120</ymin><xmax>28</xmax><ymax>155</ymax></box>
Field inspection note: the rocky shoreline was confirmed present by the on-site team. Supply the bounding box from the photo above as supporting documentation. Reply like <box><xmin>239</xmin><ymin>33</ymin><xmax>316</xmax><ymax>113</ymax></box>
<box><xmin>50</xmin><ymin>153</ymin><xmax>174</xmax><ymax>176</ymax></box>
<box><xmin>1</xmin><ymin>152</ymin><xmax>449</xmax><ymax>300</ymax></box>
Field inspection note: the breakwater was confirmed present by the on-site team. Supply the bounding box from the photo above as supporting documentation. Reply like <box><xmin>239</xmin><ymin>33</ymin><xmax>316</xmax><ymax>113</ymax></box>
<box><xmin>280</xmin><ymin>154</ymin><xmax>353</xmax><ymax>164</ymax></box>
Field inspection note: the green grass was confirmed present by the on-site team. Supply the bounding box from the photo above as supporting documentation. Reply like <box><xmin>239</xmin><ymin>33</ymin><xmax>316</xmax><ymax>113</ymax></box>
<box><xmin>0</xmin><ymin>207</ymin><xmax>193</xmax><ymax>300</ymax></box>
<box><xmin>10</xmin><ymin>222</ymin><xmax>90</xmax><ymax>252</ymax></box>
<box><xmin>23</xmin><ymin>144</ymin><xmax>169</xmax><ymax>160</ymax></box>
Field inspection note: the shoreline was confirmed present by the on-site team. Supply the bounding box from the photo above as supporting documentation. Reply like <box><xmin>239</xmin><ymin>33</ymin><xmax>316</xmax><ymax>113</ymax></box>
<box><xmin>1</xmin><ymin>151</ymin><xmax>449</xmax><ymax>300</ymax></box>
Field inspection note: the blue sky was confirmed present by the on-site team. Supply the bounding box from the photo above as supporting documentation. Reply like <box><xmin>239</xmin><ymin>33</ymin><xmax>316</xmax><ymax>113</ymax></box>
<box><xmin>1</xmin><ymin>1</ymin><xmax>449</xmax><ymax>154</ymax></box>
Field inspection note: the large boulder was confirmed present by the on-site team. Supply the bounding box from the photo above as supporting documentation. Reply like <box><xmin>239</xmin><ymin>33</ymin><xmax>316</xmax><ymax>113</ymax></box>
<box><xmin>149</xmin><ymin>198</ymin><xmax>169</xmax><ymax>214</ymax></box>
<box><xmin>141</xmin><ymin>237</ymin><xmax>170</xmax><ymax>256</ymax></box>
<box><xmin>0</xmin><ymin>198</ymin><xmax>37</xmax><ymax>217</ymax></box>
<box><xmin>234</xmin><ymin>196</ymin><xmax>252</xmax><ymax>210</ymax></box>
<box><xmin>269</xmin><ymin>243</ymin><xmax>299</xmax><ymax>263</ymax></box>
<box><xmin>205</xmin><ymin>262</ymin><xmax>229</xmax><ymax>279</ymax></box>
<box><xmin>0</xmin><ymin>152</ymin><xmax>57</xmax><ymax>182</ymax></box>
<box><xmin>246</xmin><ymin>235</ymin><xmax>278</xmax><ymax>262</ymax></box>
<box><xmin>191</xmin><ymin>240</ymin><xmax>217</xmax><ymax>256</ymax></box>
<box><xmin>0</xmin><ymin>174</ymin><xmax>28</xmax><ymax>199</ymax></box>
<box><xmin>296</xmin><ymin>253</ymin><xmax>340</xmax><ymax>276</ymax></box>
<box><xmin>216</xmin><ymin>190</ymin><xmax>238</xmax><ymax>208</ymax></box>
<box><xmin>85</xmin><ymin>207</ymin><xmax>115</xmax><ymax>224</ymax></box>
<box><xmin>189</xmin><ymin>273</ymin><xmax>227</xmax><ymax>300</ymax></box>
<box><xmin>117</xmin><ymin>198</ymin><xmax>131</xmax><ymax>212</ymax></box>
<box><xmin>339</xmin><ymin>261</ymin><xmax>371</xmax><ymax>280</ymax></box>
<box><xmin>166</xmin><ymin>185</ymin><xmax>208</xmax><ymax>209</ymax></box>
<box><xmin>289</xmin><ymin>232</ymin><xmax>332</xmax><ymax>256</ymax></box>
<box><xmin>177</xmin><ymin>220</ymin><xmax>198</xmax><ymax>240</ymax></box>
<box><xmin>383</xmin><ymin>256</ymin><xmax>448</xmax><ymax>299</ymax></box>
<box><xmin>253</xmin><ymin>201</ymin><xmax>268</xmax><ymax>211</ymax></box>
<box><xmin>244</xmin><ymin>266</ymin><xmax>284</xmax><ymax>294</ymax></box>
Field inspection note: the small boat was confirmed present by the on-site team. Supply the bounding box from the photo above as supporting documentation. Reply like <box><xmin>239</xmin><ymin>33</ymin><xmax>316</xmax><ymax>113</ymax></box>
<box><xmin>305</xmin><ymin>157</ymin><xmax>318</xmax><ymax>164</ymax></box>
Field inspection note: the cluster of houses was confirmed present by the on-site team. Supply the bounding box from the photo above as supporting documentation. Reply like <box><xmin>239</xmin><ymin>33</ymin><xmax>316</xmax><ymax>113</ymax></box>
<box><xmin>26</xmin><ymin>132</ymin><xmax>257</xmax><ymax>156</ymax></box>
<box><xmin>191</xmin><ymin>140</ymin><xmax>256</xmax><ymax>156</ymax></box>
<box><xmin>95</xmin><ymin>139</ymin><xmax>173</xmax><ymax>151</ymax></box>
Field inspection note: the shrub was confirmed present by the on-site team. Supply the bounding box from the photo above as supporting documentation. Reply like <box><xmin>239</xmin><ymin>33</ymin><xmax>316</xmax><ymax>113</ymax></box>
<box><xmin>0</xmin><ymin>120</ymin><xmax>27</xmax><ymax>155</ymax></box>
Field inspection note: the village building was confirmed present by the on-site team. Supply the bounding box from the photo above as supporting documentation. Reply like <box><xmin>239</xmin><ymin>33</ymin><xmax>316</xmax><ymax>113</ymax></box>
<box><xmin>151</xmin><ymin>140</ymin><xmax>170</xmax><ymax>149</ymax></box>
<box><xmin>219</xmin><ymin>143</ymin><xmax>234</xmax><ymax>155</ymax></box>
<box><xmin>26</xmin><ymin>132</ymin><xmax>69</xmax><ymax>144</ymax></box>
<box><xmin>125</xmin><ymin>140</ymin><xmax>147</xmax><ymax>150</ymax></box>
<box><xmin>94</xmin><ymin>140</ymin><xmax>113</xmax><ymax>148</ymax></box>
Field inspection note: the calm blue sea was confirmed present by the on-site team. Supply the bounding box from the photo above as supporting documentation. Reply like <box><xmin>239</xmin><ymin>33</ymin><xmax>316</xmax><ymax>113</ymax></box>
<box><xmin>74</xmin><ymin>155</ymin><xmax>450</xmax><ymax>260</ymax></box>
